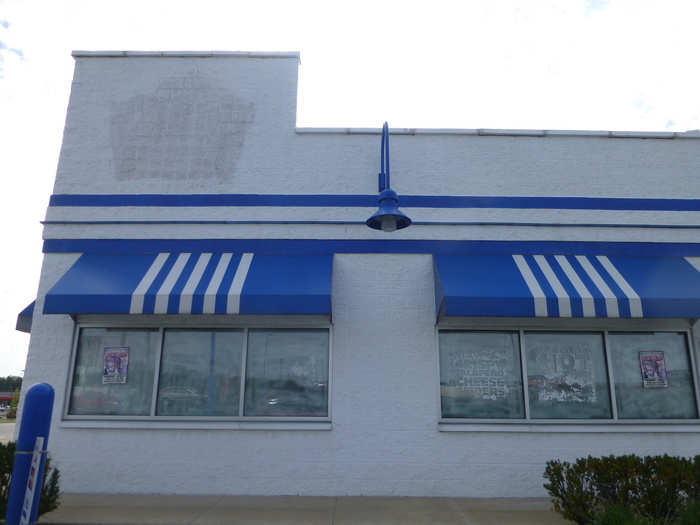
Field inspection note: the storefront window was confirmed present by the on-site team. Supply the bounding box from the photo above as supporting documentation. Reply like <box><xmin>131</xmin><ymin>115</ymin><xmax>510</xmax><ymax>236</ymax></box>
<box><xmin>69</xmin><ymin>328</ymin><xmax>159</xmax><ymax>416</ymax></box>
<box><xmin>244</xmin><ymin>329</ymin><xmax>329</xmax><ymax>416</ymax></box>
<box><xmin>439</xmin><ymin>331</ymin><xmax>524</xmax><ymax>419</ymax></box>
<box><xmin>609</xmin><ymin>332</ymin><xmax>697</xmax><ymax>419</ymax></box>
<box><xmin>525</xmin><ymin>332</ymin><xmax>611</xmax><ymax>419</ymax></box>
<box><xmin>67</xmin><ymin>326</ymin><xmax>329</xmax><ymax>419</ymax></box>
<box><xmin>157</xmin><ymin>330</ymin><xmax>243</xmax><ymax>416</ymax></box>
<box><xmin>439</xmin><ymin>329</ymin><xmax>697</xmax><ymax>422</ymax></box>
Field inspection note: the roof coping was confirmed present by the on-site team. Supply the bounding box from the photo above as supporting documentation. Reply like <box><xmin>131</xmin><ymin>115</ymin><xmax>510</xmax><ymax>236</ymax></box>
<box><xmin>71</xmin><ymin>50</ymin><xmax>300</xmax><ymax>59</ymax></box>
<box><xmin>296</xmin><ymin>127</ymin><xmax>700</xmax><ymax>140</ymax></box>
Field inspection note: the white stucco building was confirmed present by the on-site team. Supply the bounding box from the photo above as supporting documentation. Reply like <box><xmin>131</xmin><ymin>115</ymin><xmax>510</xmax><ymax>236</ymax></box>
<box><xmin>17</xmin><ymin>51</ymin><xmax>700</xmax><ymax>497</ymax></box>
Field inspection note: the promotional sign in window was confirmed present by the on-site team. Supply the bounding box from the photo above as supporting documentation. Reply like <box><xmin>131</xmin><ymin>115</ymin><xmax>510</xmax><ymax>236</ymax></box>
<box><xmin>639</xmin><ymin>351</ymin><xmax>668</xmax><ymax>388</ymax></box>
<box><xmin>102</xmin><ymin>347</ymin><xmax>129</xmax><ymax>384</ymax></box>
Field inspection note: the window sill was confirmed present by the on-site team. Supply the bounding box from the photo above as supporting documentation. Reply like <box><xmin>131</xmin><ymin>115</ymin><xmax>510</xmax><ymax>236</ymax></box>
<box><xmin>61</xmin><ymin>420</ymin><xmax>332</xmax><ymax>431</ymax></box>
<box><xmin>439</xmin><ymin>422</ymin><xmax>700</xmax><ymax>433</ymax></box>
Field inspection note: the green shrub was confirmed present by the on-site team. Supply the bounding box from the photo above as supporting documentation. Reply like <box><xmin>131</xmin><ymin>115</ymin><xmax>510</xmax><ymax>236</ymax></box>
<box><xmin>0</xmin><ymin>440</ymin><xmax>61</xmax><ymax>519</ymax></box>
<box><xmin>676</xmin><ymin>501</ymin><xmax>700</xmax><ymax>525</ymax></box>
<box><xmin>544</xmin><ymin>458</ymin><xmax>597</xmax><ymax>524</ymax></box>
<box><xmin>0</xmin><ymin>442</ymin><xmax>14</xmax><ymax>518</ymax></box>
<box><xmin>544</xmin><ymin>455</ymin><xmax>700</xmax><ymax>524</ymax></box>
<box><xmin>38</xmin><ymin>456</ymin><xmax>61</xmax><ymax>515</ymax></box>
<box><xmin>592</xmin><ymin>504</ymin><xmax>658</xmax><ymax>525</ymax></box>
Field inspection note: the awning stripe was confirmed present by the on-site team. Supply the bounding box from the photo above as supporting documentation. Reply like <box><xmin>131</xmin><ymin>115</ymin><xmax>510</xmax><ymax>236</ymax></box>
<box><xmin>513</xmin><ymin>255</ymin><xmax>547</xmax><ymax>316</ymax></box>
<box><xmin>555</xmin><ymin>255</ymin><xmax>595</xmax><ymax>317</ymax></box>
<box><xmin>597</xmin><ymin>255</ymin><xmax>642</xmax><ymax>317</ymax></box>
<box><xmin>588</xmin><ymin>255</ymin><xmax>629</xmax><ymax>317</ymax></box>
<box><xmin>525</xmin><ymin>254</ymin><xmax>559</xmax><ymax>316</ymax></box>
<box><xmin>203</xmin><ymin>253</ymin><xmax>233</xmax><ymax>314</ymax></box>
<box><xmin>179</xmin><ymin>253</ymin><xmax>212</xmax><ymax>314</ymax></box>
<box><xmin>685</xmin><ymin>257</ymin><xmax>700</xmax><ymax>273</ymax></box>
<box><xmin>130</xmin><ymin>253</ymin><xmax>168</xmax><ymax>314</ymax></box>
<box><xmin>216</xmin><ymin>254</ymin><xmax>243</xmax><ymax>314</ymax></box>
<box><xmin>575</xmin><ymin>255</ymin><xmax>620</xmax><ymax>317</ymax></box>
<box><xmin>534</xmin><ymin>255</ymin><xmax>571</xmax><ymax>317</ymax></box>
<box><xmin>143</xmin><ymin>254</ymin><xmax>178</xmax><ymax>313</ymax></box>
<box><xmin>546</xmin><ymin>255</ymin><xmax>581</xmax><ymax>317</ymax></box>
<box><xmin>169</xmin><ymin>252</ymin><xmax>200</xmax><ymax>314</ymax></box>
<box><xmin>227</xmin><ymin>253</ymin><xmax>254</xmax><ymax>314</ymax></box>
<box><xmin>155</xmin><ymin>253</ymin><xmax>191</xmax><ymax>314</ymax></box>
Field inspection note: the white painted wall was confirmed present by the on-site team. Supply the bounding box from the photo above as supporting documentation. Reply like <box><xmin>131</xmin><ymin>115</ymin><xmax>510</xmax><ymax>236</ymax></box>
<box><xmin>19</xmin><ymin>52</ymin><xmax>700</xmax><ymax>496</ymax></box>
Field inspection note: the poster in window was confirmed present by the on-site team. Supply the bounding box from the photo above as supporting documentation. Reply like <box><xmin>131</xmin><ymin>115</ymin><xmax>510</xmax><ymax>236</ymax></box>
<box><xmin>639</xmin><ymin>351</ymin><xmax>668</xmax><ymax>388</ymax></box>
<box><xmin>447</xmin><ymin>344</ymin><xmax>510</xmax><ymax>401</ymax></box>
<box><xmin>103</xmin><ymin>347</ymin><xmax>129</xmax><ymax>384</ymax></box>
<box><xmin>527</xmin><ymin>337</ymin><xmax>599</xmax><ymax>404</ymax></box>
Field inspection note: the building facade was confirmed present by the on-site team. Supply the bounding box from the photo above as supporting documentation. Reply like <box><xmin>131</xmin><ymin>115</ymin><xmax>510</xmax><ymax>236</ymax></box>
<box><xmin>18</xmin><ymin>51</ymin><xmax>700</xmax><ymax>497</ymax></box>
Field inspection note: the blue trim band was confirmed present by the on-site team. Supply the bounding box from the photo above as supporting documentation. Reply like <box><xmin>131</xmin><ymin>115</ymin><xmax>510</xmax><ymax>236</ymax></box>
<box><xmin>49</xmin><ymin>194</ymin><xmax>700</xmax><ymax>211</ymax></box>
<box><xmin>40</xmin><ymin>220</ymin><xmax>700</xmax><ymax>229</ymax></box>
<box><xmin>42</xmin><ymin>239</ymin><xmax>700</xmax><ymax>256</ymax></box>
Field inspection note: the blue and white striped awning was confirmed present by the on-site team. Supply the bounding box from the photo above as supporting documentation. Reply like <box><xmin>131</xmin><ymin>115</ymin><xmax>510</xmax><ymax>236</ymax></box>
<box><xmin>44</xmin><ymin>253</ymin><xmax>332</xmax><ymax>315</ymax></box>
<box><xmin>434</xmin><ymin>254</ymin><xmax>700</xmax><ymax>318</ymax></box>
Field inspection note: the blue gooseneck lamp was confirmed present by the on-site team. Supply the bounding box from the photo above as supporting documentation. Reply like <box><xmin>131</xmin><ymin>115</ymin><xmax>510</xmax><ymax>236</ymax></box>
<box><xmin>366</xmin><ymin>122</ymin><xmax>412</xmax><ymax>232</ymax></box>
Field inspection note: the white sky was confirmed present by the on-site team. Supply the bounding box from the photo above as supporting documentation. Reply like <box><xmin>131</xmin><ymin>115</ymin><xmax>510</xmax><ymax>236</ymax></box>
<box><xmin>0</xmin><ymin>0</ymin><xmax>699</xmax><ymax>377</ymax></box>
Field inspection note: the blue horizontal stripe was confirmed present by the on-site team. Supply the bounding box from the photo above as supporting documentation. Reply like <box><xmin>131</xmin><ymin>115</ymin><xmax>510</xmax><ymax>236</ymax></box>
<box><xmin>40</xmin><ymin>220</ymin><xmax>700</xmax><ymax>229</ymax></box>
<box><xmin>43</xmin><ymin>239</ymin><xmax>700</xmax><ymax>256</ymax></box>
<box><xmin>48</xmin><ymin>193</ymin><xmax>700</xmax><ymax>211</ymax></box>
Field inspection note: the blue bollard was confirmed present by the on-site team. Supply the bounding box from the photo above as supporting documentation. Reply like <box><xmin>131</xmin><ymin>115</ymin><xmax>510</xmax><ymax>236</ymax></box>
<box><xmin>5</xmin><ymin>383</ymin><xmax>55</xmax><ymax>525</ymax></box>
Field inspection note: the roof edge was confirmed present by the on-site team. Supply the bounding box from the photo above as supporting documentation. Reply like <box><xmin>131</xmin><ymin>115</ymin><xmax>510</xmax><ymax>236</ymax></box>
<box><xmin>296</xmin><ymin>127</ymin><xmax>700</xmax><ymax>140</ymax></box>
<box><xmin>71</xmin><ymin>50</ymin><xmax>300</xmax><ymax>59</ymax></box>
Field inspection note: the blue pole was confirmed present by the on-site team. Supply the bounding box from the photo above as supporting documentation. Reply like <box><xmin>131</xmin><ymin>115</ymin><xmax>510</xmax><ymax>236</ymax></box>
<box><xmin>383</xmin><ymin>122</ymin><xmax>390</xmax><ymax>189</ymax></box>
<box><xmin>5</xmin><ymin>383</ymin><xmax>55</xmax><ymax>525</ymax></box>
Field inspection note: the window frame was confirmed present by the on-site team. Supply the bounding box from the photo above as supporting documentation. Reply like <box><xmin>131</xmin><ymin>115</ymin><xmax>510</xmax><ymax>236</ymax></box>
<box><xmin>62</xmin><ymin>316</ymin><xmax>333</xmax><ymax>424</ymax></box>
<box><xmin>436</xmin><ymin>317</ymin><xmax>700</xmax><ymax>428</ymax></box>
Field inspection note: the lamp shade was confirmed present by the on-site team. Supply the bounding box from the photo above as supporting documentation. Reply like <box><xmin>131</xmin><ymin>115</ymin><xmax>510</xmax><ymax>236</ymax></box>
<box><xmin>366</xmin><ymin>189</ymin><xmax>412</xmax><ymax>232</ymax></box>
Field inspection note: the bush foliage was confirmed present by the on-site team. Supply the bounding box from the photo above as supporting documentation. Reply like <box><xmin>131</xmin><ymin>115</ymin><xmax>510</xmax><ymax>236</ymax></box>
<box><xmin>6</xmin><ymin>389</ymin><xmax>19</xmax><ymax>420</ymax></box>
<box><xmin>0</xmin><ymin>441</ymin><xmax>61</xmax><ymax>519</ymax></box>
<box><xmin>544</xmin><ymin>455</ymin><xmax>700</xmax><ymax>525</ymax></box>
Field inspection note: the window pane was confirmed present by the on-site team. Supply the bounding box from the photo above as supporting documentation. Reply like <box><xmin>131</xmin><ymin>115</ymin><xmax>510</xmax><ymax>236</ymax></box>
<box><xmin>157</xmin><ymin>330</ymin><xmax>243</xmax><ymax>416</ymax></box>
<box><xmin>244</xmin><ymin>329</ymin><xmax>329</xmax><ymax>417</ymax></box>
<box><xmin>439</xmin><ymin>331</ymin><xmax>524</xmax><ymax>419</ymax></box>
<box><xmin>609</xmin><ymin>332</ymin><xmax>697</xmax><ymax>419</ymax></box>
<box><xmin>69</xmin><ymin>328</ymin><xmax>158</xmax><ymax>416</ymax></box>
<box><xmin>525</xmin><ymin>332</ymin><xmax>611</xmax><ymax>419</ymax></box>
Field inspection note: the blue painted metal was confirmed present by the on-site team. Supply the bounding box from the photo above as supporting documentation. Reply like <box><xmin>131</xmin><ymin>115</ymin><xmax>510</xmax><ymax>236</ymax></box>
<box><xmin>48</xmin><ymin>193</ymin><xmax>700</xmax><ymax>211</ymax></box>
<box><xmin>366</xmin><ymin>123</ymin><xmax>412</xmax><ymax>231</ymax></box>
<box><xmin>379</xmin><ymin>122</ymin><xmax>390</xmax><ymax>192</ymax></box>
<box><xmin>366</xmin><ymin>189</ymin><xmax>412</xmax><ymax>231</ymax></box>
<box><xmin>16</xmin><ymin>301</ymin><xmax>34</xmax><ymax>333</ymax></box>
<box><xmin>43</xmin><ymin>253</ymin><xmax>333</xmax><ymax>316</ymax></box>
<box><xmin>5</xmin><ymin>383</ymin><xmax>55</xmax><ymax>525</ymax></box>
<box><xmin>434</xmin><ymin>254</ymin><xmax>700</xmax><ymax>318</ymax></box>
<box><xmin>42</xmin><ymin>238</ymin><xmax>700</xmax><ymax>257</ymax></box>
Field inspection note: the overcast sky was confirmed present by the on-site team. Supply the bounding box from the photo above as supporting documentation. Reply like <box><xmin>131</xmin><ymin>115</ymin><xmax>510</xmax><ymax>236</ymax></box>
<box><xmin>1</xmin><ymin>0</ymin><xmax>699</xmax><ymax>377</ymax></box>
